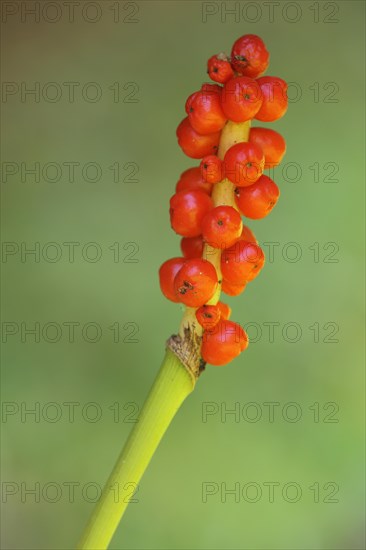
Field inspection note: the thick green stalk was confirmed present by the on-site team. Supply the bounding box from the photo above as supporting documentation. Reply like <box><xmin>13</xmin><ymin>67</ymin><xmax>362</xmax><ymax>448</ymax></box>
<box><xmin>77</xmin><ymin>349</ymin><xmax>194</xmax><ymax>550</ymax></box>
<box><xmin>77</xmin><ymin>119</ymin><xmax>250</xmax><ymax>550</ymax></box>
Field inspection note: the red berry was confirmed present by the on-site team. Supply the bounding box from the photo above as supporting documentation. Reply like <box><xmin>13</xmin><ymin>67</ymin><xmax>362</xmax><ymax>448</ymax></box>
<box><xmin>217</xmin><ymin>301</ymin><xmax>232</xmax><ymax>319</ymax></box>
<box><xmin>249</xmin><ymin>127</ymin><xmax>286</xmax><ymax>168</ymax></box>
<box><xmin>187</xmin><ymin>91</ymin><xmax>227</xmax><ymax>135</ymax></box>
<box><xmin>159</xmin><ymin>257</ymin><xmax>186</xmax><ymax>303</ymax></box>
<box><xmin>176</xmin><ymin>117</ymin><xmax>220</xmax><ymax>159</ymax></box>
<box><xmin>201</xmin><ymin>320</ymin><xmax>249</xmax><ymax>366</ymax></box>
<box><xmin>195</xmin><ymin>304</ymin><xmax>221</xmax><ymax>330</ymax></box>
<box><xmin>201</xmin><ymin>205</ymin><xmax>243</xmax><ymax>249</ymax></box>
<box><xmin>207</xmin><ymin>54</ymin><xmax>234</xmax><ymax>84</ymax></box>
<box><xmin>224</xmin><ymin>142</ymin><xmax>265</xmax><ymax>187</ymax></box>
<box><xmin>176</xmin><ymin>166</ymin><xmax>213</xmax><ymax>195</ymax></box>
<box><xmin>221</xmin><ymin>76</ymin><xmax>262</xmax><ymax>123</ymax></box>
<box><xmin>235</xmin><ymin>175</ymin><xmax>280</xmax><ymax>219</ymax></box>
<box><xmin>201</xmin><ymin>83</ymin><xmax>222</xmax><ymax>95</ymax></box>
<box><xmin>255</xmin><ymin>77</ymin><xmax>288</xmax><ymax>122</ymax></box>
<box><xmin>241</xmin><ymin>225</ymin><xmax>258</xmax><ymax>244</ymax></box>
<box><xmin>200</xmin><ymin>155</ymin><xmax>224</xmax><ymax>184</ymax></box>
<box><xmin>185</xmin><ymin>91</ymin><xmax>199</xmax><ymax>114</ymax></box>
<box><xmin>221</xmin><ymin>279</ymin><xmax>247</xmax><ymax>296</ymax></box>
<box><xmin>174</xmin><ymin>258</ymin><xmax>218</xmax><ymax>307</ymax></box>
<box><xmin>231</xmin><ymin>34</ymin><xmax>269</xmax><ymax>78</ymax></box>
<box><xmin>221</xmin><ymin>240</ymin><xmax>265</xmax><ymax>284</ymax></box>
<box><xmin>180</xmin><ymin>235</ymin><xmax>204</xmax><ymax>259</ymax></box>
<box><xmin>185</xmin><ymin>86</ymin><xmax>221</xmax><ymax>114</ymax></box>
<box><xmin>170</xmin><ymin>190</ymin><xmax>213</xmax><ymax>237</ymax></box>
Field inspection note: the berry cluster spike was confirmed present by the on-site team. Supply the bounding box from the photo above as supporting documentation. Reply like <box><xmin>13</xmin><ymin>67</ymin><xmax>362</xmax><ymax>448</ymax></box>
<box><xmin>159</xmin><ymin>34</ymin><xmax>288</xmax><ymax>368</ymax></box>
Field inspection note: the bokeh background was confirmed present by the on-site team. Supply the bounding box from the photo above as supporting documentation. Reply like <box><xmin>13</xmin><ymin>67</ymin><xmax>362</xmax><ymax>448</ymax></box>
<box><xmin>1</xmin><ymin>1</ymin><xmax>365</xmax><ymax>548</ymax></box>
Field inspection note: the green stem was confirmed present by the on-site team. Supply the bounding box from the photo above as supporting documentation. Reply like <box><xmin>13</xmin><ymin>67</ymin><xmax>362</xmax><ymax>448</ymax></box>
<box><xmin>77</xmin><ymin>349</ymin><xmax>195</xmax><ymax>550</ymax></box>
<box><xmin>77</xmin><ymin>119</ymin><xmax>251</xmax><ymax>549</ymax></box>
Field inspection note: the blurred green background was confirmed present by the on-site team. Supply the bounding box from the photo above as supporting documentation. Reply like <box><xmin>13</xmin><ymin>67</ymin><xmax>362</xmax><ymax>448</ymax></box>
<box><xmin>1</xmin><ymin>1</ymin><xmax>365</xmax><ymax>549</ymax></box>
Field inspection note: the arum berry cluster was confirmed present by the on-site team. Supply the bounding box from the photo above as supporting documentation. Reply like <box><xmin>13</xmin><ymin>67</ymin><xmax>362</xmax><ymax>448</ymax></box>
<box><xmin>77</xmin><ymin>34</ymin><xmax>290</xmax><ymax>550</ymax></box>
<box><xmin>159</xmin><ymin>34</ymin><xmax>288</xmax><ymax>368</ymax></box>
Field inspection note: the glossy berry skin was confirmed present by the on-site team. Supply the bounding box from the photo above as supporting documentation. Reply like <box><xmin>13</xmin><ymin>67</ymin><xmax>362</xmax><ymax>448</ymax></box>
<box><xmin>201</xmin><ymin>320</ymin><xmax>249</xmax><ymax>366</ymax></box>
<box><xmin>201</xmin><ymin>83</ymin><xmax>222</xmax><ymax>95</ymax></box>
<box><xmin>224</xmin><ymin>142</ymin><xmax>265</xmax><ymax>187</ymax></box>
<box><xmin>173</xmin><ymin>258</ymin><xmax>218</xmax><ymax>307</ymax></box>
<box><xmin>195</xmin><ymin>304</ymin><xmax>221</xmax><ymax>330</ymax></box>
<box><xmin>187</xmin><ymin>91</ymin><xmax>227</xmax><ymax>135</ymax></box>
<box><xmin>231</xmin><ymin>34</ymin><xmax>269</xmax><ymax>78</ymax></box>
<box><xmin>241</xmin><ymin>225</ymin><xmax>258</xmax><ymax>244</ymax></box>
<box><xmin>207</xmin><ymin>54</ymin><xmax>234</xmax><ymax>84</ymax></box>
<box><xmin>249</xmin><ymin>127</ymin><xmax>286</xmax><ymax>168</ymax></box>
<box><xmin>159</xmin><ymin>257</ymin><xmax>186</xmax><ymax>303</ymax></box>
<box><xmin>217</xmin><ymin>301</ymin><xmax>232</xmax><ymax>320</ymax></box>
<box><xmin>176</xmin><ymin>117</ymin><xmax>220</xmax><ymax>159</ymax></box>
<box><xmin>170</xmin><ymin>190</ymin><xmax>213</xmax><ymax>237</ymax></box>
<box><xmin>185</xmin><ymin>88</ymin><xmax>221</xmax><ymax>115</ymax></box>
<box><xmin>221</xmin><ymin>240</ymin><xmax>265</xmax><ymax>284</ymax></box>
<box><xmin>176</xmin><ymin>166</ymin><xmax>213</xmax><ymax>195</ymax></box>
<box><xmin>221</xmin><ymin>279</ymin><xmax>247</xmax><ymax>297</ymax></box>
<box><xmin>180</xmin><ymin>235</ymin><xmax>204</xmax><ymax>259</ymax></box>
<box><xmin>221</xmin><ymin>76</ymin><xmax>262</xmax><ymax>123</ymax></box>
<box><xmin>185</xmin><ymin>91</ymin><xmax>199</xmax><ymax>114</ymax></box>
<box><xmin>200</xmin><ymin>155</ymin><xmax>224</xmax><ymax>184</ymax></box>
<box><xmin>201</xmin><ymin>205</ymin><xmax>243</xmax><ymax>249</ymax></box>
<box><xmin>255</xmin><ymin>77</ymin><xmax>288</xmax><ymax>122</ymax></box>
<box><xmin>235</xmin><ymin>175</ymin><xmax>280</xmax><ymax>219</ymax></box>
